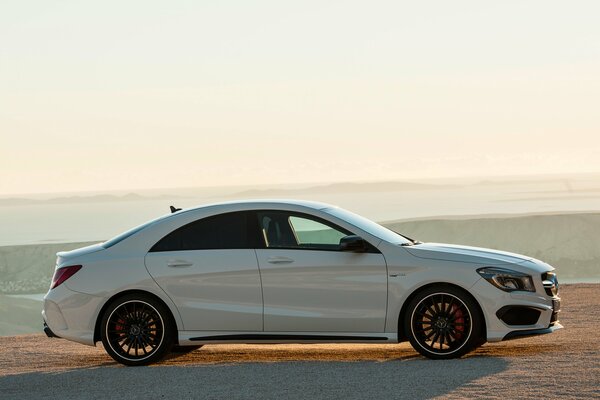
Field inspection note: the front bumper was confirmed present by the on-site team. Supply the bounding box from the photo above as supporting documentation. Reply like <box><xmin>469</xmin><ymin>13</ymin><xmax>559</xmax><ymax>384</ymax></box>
<box><xmin>503</xmin><ymin>322</ymin><xmax>564</xmax><ymax>341</ymax></box>
<box><xmin>471</xmin><ymin>277</ymin><xmax>563</xmax><ymax>342</ymax></box>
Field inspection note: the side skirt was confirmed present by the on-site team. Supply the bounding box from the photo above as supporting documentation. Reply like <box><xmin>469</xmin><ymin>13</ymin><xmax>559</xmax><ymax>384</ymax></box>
<box><xmin>178</xmin><ymin>332</ymin><xmax>396</xmax><ymax>346</ymax></box>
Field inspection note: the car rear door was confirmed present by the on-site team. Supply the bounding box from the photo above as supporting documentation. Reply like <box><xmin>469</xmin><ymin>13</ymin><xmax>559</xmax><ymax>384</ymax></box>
<box><xmin>144</xmin><ymin>211</ymin><xmax>263</xmax><ymax>331</ymax></box>
<box><xmin>255</xmin><ymin>211</ymin><xmax>388</xmax><ymax>333</ymax></box>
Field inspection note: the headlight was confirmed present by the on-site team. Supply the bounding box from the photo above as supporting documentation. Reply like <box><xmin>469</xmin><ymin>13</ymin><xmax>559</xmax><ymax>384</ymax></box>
<box><xmin>476</xmin><ymin>267</ymin><xmax>535</xmax><ymax>292</ymax></box>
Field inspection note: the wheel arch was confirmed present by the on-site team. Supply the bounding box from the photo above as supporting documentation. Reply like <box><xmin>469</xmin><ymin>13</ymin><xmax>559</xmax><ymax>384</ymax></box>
<box><xmin>93</xmin><ymin>289</ymin><xmax>180</xmax><ymax>344</ymax></box>
<box><xmin>397</xmin><ymin>282</ymin><xmax>487</xmax><ymax>343</ymax></box>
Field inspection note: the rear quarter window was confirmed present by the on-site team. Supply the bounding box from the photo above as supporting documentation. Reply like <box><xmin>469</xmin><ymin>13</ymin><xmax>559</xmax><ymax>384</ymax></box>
<box><xmin>150</xmin><ymin>211</ymin><xmax>262</xmax><ymax>252</ymax></box>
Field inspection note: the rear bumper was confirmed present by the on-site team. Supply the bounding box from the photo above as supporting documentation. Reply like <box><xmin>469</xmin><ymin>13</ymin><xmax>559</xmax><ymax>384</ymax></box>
<box><xmin>43</xmin><ymin>321</ymin><xmax>60</xmax><ymax>338</ymax></box>
<box><xmin>42</xmin><ymin>284</ymin><xmax>102</xmax><ymax>346</ymax></box>
<box><xmin>503</xmin><ymin>322</ymin><xmax>564</xmax><ymax>341</ymax></box>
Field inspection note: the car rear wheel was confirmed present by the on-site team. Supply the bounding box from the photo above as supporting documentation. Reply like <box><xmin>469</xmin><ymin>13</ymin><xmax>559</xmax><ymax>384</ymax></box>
<box><xmin>404</xmin><ymin>285</ymin><xmax>483</xmax><ymax>359</ymax></box>
<box><xmin>101</xmin><ymin>293</ymin><xmax>175</xmax><ymax>366</ymax></box>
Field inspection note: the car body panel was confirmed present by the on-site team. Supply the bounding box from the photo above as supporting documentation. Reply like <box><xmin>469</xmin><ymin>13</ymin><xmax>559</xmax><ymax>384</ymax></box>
<box><xmin>42</xmin><ymin>199</ymin><xmax>563</xmax><ymax>352</ymax></box>
<box><xmin>56</xmin><ymin>243</ymin><xmax>105</xmax><ymax>267</ymax></box>
<box><xmin>50</xmin><ymin>248</ymin><xmax>186</xmax><ymax>337</ymax></box>
<box><xmin>256</xmin><ymin>248</ymin><xmax>388</xmax><ymax>332</ymax></box>
<box><xmin>404</xmin><ymin>243</ymin><xmax>533</xmax><ymax>265</ymax></box>
<box><xmin>379</xmin><ymin>241</ymin><xmax>483</xmax><ymax>333</ymax></box>
<box><xmin>144</xmin><ymin>249</ymin><xmax>263</xmax><ymax>331</ymax></box>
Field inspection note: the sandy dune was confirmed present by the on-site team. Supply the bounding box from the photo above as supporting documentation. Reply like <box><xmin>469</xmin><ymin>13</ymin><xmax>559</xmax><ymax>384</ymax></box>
<box><xmin>0</xmin><ymin>284</ymin><xmax>598</xmax><ymax>399</ymax></box>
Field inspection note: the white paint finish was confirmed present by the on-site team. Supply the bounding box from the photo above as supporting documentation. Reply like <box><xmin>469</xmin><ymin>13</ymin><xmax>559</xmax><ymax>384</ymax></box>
<box><xmin>256</xmin><ymin>249</ymin><xmax>387</xmax><ymax>332</ymax></box>
<box><xmin>381</xmin><ymin>242</ymin><xmax>483</xmax><ymax>333</ymax></box>
<box><xmin>56</xmin><ymin>243</ymin><xmax>105</xmax><ymax>266</ymax></box>
<box><xmin>43</xmin><ymin>284</ymin><xmax>103</xmax><ymax>346</ymax></box>
<box><xmin>404</xmin><ymin>242</ymin><xmax>533</xmax><ymax>264</ymax></box>
<box><xmin>468</xmin><ymin>277</ymin><xmax>557</xmax><ymax>342</ymax></box>
<box><xmin>41</xmin><ymin>199</ymin><xmax>563</xmax><ymax>351</ymax></box>
<box><xmin>46</xmin><ymin>252</ymin><xmax>186</xmax><ymax>342</ymax></box>
<box><xmin>144</xmin><ymin>249</ymin><xmax>263</xmax><ymax>331</ymax></box>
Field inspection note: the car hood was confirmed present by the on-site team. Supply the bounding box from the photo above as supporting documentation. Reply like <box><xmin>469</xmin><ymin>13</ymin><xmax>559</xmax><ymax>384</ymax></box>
<box><xmin>404</xmin><ymin>242</ymin><xmax>533</xmax><ymax>265</ymax></box>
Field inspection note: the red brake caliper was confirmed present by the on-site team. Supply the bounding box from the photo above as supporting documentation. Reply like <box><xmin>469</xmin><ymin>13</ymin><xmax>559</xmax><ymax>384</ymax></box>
<box><xmin>451</xmin><ymin>305</ymin><xmax>465</xmax><ymax>340</ymax></box>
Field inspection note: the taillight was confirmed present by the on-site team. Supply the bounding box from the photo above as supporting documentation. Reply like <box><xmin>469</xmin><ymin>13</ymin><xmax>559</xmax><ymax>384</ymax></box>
<box><xmin>51</xmin><ymin>265</ymin><xmax>82</xmax><ymax>289</ymax></box>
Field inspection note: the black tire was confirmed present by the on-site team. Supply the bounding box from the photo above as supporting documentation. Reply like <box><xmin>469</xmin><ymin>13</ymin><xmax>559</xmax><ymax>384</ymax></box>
<box><xmin>100</xmin><ymin>293</ymin><xmax>175</xmax><ymax>366</ymax></box>
<box><xmin>403</xmin><ymin>285</ymin><xmax>483</xmax><ymax>359</ymax></box>
<box><xmin>171</xmin><ymin>345</ymin><xmax>203</xmax><ymax>353</ymax></box>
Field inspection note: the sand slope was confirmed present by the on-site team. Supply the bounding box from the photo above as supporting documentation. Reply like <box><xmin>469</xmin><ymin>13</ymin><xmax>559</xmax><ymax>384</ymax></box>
<box><xmin>0</xmin><ymin>241</ymin><xmax>97</xmax><ymax>293</ymax></box>
<box><xmin>0</xmin><ymin>295</ymin><xmax>42</xmax><ymax>336</ymax></box>
<box><xmin>0</xmin><ymin>284</ymin><xmax>597</xmax><ymax>399</ymax></box>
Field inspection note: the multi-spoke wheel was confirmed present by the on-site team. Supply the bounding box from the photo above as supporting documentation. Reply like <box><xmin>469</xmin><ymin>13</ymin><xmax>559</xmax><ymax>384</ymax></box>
<box><xmin>101</xmin><ymin>294</ymin><xmax>174</xmax><ymax>366</ymax></box>
<box><xmin>404</xmin><ymin>285</ymin><xmax>483</xmax><ymax>359</ymax></box>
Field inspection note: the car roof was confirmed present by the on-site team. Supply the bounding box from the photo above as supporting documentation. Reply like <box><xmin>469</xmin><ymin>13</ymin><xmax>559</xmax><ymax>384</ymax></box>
<box><xmin>102</xmin><ymin>199</ymin><xmax>339</xmax><ymax>250</ymax></box>
<box><xmin>180</xmin><ymin>199</ymin><xmax>335</xmax><ymax>214</ymax></box>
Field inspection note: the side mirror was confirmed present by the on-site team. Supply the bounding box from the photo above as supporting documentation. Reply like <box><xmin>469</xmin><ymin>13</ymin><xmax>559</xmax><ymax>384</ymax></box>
<box><xmin>339</xmin><ymin>235</ymin><xmax>368</xmax><ymax>252</ymax></box>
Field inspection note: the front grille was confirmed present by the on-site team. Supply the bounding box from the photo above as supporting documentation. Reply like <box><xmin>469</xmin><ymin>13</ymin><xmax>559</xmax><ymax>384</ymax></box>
<box><xmin>552</xmin><ymin>298</ymin><xmax>561</xmax><ymax>311</ymax></box>
<box><xmin>542</xmin><ymin>271</ymin><xmax>559</xmax><ymax>297</ymax></box>
<box><xmin>550</xmin><ymin>298</ymin><xmax>561</xmax><ymax>325</ymax></box>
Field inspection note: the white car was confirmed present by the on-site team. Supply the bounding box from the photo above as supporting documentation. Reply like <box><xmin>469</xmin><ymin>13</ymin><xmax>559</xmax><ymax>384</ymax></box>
<box><xmin>43</xmin><ymin>200</ymin><xmax>562</xmax><ymax>366</ymax></box>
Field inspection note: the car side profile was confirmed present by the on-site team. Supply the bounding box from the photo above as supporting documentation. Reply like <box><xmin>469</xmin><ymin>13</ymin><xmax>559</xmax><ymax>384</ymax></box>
<box><xmin>43</xmin><ymin>200</ymin><xmax>562</xmax><ymax>365</ymax></box>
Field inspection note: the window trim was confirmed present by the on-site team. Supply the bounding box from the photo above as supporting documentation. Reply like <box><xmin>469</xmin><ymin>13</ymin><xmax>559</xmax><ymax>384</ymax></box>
<box><xmin>255</xmin><ymin>210</ymin><xmax>380</xmax><ymax>254</ymax></box>
<box><xmin>149</xmin><ymin>210</ymin><xmax>264</xmax><ymax>252</ymax></box>
<box><xmin>148</xmin><ymin>209</ymin><xmax>381</xmax><ymax>254</ymax></box>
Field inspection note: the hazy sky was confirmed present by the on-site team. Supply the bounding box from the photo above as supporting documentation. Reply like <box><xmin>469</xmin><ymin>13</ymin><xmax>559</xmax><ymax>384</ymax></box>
<box><xmin>1</xmin><ymin>1</ymin><xmax>599</xmax><ymax>195</ymax></box>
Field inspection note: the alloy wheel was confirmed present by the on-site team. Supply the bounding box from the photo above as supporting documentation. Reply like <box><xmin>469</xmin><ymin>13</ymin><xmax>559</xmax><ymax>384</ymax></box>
<box><xmin>410</xmin><ymin>292</ymin><xmax>473</xmax><ymax>355</ymax></box>
<box><xmin>105</xmin><ymin>300</ymin><xmax>165</xmax><ymax>361</ymax></box>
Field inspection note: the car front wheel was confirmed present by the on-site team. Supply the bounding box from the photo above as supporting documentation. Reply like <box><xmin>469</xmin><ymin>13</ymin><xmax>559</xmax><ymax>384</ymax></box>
<box><xmin>404</xmin><ymin>285</ymin><xmax>483</xmax><ymax>359</ymax></box>
<box><xmin>100</xmin><ymin>293</ymin><xmax>175</xmax><ymax>366</ymax></box>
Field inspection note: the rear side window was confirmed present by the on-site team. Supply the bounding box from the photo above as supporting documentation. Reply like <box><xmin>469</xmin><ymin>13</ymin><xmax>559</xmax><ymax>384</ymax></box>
<box><xmin>150</xmin><ymin>211</ymin><xmax>261</xmax><ymax>252</ymax></box>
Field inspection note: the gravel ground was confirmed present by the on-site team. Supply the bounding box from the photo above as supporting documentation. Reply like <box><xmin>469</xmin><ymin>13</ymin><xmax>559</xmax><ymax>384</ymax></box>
<box><xmin>0</xmin><ymin>284</ymin><xmax>598</xmax><ymax>399</ymax></box>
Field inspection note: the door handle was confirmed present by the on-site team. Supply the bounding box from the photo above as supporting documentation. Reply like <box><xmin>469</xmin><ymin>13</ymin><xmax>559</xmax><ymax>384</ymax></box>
<box><xmin>267</xmin><ymin>256</ymin><xmax>294</xmax><ymax>264</ymax></box>
<box><xmin>167</xmin><ymin>260</ymin><xmax>193</xmax><ymax>268</ymax></box>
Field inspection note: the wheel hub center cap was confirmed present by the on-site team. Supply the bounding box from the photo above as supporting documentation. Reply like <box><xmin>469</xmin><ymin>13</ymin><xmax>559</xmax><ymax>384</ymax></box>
<box><xmin>435</xmin><ymin>318</ymin><xmax>448</xmax><ymax>329</ymax></box>
<box><xmin>130</xmin><ymin>325</ymin><xmax>141</xmax><ymax>336</ymax></box>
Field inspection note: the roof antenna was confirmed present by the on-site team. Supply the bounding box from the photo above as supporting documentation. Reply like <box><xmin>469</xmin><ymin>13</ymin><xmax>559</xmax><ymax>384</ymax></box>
<box><xmin>170</xmin><ymin>205</ymin><xmax>182</xmax><ymax>213</ymax></box>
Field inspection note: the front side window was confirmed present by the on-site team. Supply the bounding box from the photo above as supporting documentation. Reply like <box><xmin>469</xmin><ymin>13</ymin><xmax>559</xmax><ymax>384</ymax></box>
<box><xmin>150</xmin><ymin>211</ymin><xmax>261</xmax><ymax>252</ymax></box>
<box><xmin>257</xmin><ymin>211</ymin><xmax>351</xmax><ymax>251</ymax></box>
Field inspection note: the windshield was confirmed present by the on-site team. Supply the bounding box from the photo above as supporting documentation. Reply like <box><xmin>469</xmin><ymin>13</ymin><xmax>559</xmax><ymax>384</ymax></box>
<box><xmin>102</xmin><ymin>213</ymin><xmax>174</xmax><ymax>249</ymax></box>
<box><xmin>324</xmin><ymin>207</ymin><xmax>412</xmax><ymax>245</ymax></box>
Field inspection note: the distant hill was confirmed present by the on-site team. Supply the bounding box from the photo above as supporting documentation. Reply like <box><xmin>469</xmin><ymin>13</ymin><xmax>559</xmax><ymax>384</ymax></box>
<box><xmin>0</xmin><ymin>241</ymin><xmax>100</xmax><ymax>294</ymax></box>
<box><xmin>386</xmin><ymin>212</ymin><xmax>600</xmax><ymax>280</ymax></box>
<box><xmin>0</xmin><ymin>193</ymin><xmax>183</xmax><ymax>207</ymax></box>
<box><xmin>229</xmin><ymin>181</ymin><xmax>455</xmax><ymax>197</ymax></box>
<box><xmin>0</xmin><ymin>211</ymin><xmax>598</xmax><ymax>295</ymax></box>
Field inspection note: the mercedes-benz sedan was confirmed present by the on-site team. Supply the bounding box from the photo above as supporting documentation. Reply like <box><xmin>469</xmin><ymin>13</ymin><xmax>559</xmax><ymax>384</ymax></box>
<box><xmin>43</xmin><ymin>200</ymin><xmax>562</xmax><ymax>365</ymax></box>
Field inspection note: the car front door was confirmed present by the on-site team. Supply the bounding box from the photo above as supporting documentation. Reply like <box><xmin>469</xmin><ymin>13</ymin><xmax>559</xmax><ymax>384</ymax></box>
<box><xmin>255</xmin><ymin>211</ymin><xmax>388</xmax><ymax>333</ymax></box>
<box><xmin>144</xmin><ymin>211</ymin><xmax>263</xmax><ymax>331</ymax></box>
